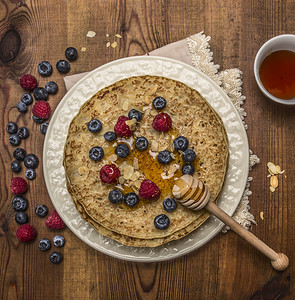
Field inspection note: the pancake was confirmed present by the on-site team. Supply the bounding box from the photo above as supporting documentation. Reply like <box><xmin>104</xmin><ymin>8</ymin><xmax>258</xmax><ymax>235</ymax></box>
<box><xmin>63</xmin><ymin>75</ymin><xmax>228</xmax><ymax>245</ymax></box>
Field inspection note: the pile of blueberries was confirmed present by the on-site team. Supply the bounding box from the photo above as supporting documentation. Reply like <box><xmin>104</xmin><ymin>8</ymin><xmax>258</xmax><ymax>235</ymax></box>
<box><xmin>8</xmin><ymin>47</ymin><xmax>78</xmax><ymax>263</ymax></box>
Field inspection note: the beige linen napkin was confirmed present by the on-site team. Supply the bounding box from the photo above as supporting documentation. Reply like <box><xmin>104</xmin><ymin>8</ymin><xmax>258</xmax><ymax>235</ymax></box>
<box><xmin>64</xmin><ymin>31</ymin><xmax>260</xmax><ymax>230</ymax></box>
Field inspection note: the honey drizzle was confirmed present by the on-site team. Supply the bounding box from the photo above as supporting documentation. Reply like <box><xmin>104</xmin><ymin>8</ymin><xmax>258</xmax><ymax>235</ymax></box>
<box><xmin>105</xmin><ymin>130</ymin><xmax>201</xmax><ymax>211</ymax></box>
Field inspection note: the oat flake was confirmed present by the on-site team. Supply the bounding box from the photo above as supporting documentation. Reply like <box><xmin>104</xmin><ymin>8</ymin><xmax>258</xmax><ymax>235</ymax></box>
<box><xmin>86</xmin><ymin>31</ymin><xmax>96</xmax><ymax>38</ymax></box>
<box><xmin>111</xmin><ymin>41</ymin><xmax>117</xmax><ymax>48</ymax></box>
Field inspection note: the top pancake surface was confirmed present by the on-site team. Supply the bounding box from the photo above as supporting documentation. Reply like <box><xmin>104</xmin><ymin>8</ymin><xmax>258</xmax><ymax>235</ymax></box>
<box><xmin>63</xmin><ymin>75</ymin><xmax>228</xmax><ymax>240</ymax></box>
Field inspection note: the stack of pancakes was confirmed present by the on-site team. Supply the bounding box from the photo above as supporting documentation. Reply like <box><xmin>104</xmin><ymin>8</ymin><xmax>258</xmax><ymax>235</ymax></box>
<box><xmin>63</xmin><ymin>75</ymin><xmax>228</xmax><ymax>247</ymax></box>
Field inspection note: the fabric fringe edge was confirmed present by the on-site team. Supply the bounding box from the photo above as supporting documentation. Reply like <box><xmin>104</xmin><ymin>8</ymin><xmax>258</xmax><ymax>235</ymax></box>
<box><xmin>186</xmin><ymin>32</ymin><xmax>260</xmax><ymax>231</ymax></box>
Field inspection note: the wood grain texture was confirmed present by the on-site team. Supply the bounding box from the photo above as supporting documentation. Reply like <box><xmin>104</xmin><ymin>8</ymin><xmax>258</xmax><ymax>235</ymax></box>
<box><xmin>0</xmin><ymin>0</ymin><xmax>294</xmax><ymax>299</ymax></box>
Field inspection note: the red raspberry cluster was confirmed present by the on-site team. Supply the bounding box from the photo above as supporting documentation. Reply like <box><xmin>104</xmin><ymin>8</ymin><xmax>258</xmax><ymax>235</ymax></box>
<box><xmin>139</xmin><ymin>179</ymin><xmax>161</xmax><ymax>200</ymax></box>
<box><xmin>114</xmin><ymin>116</ymin><xmax>132</xmax><ymax>138</ymax></box>
<box><xmin>32</xmin><ymin>100</ymin><xmax>51</xmax><ymax>119</ymax></box>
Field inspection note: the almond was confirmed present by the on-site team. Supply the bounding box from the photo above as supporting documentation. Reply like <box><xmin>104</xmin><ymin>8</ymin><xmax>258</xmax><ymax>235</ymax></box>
<box><xmin>270</xmin><ymin>176</ymin><xmax>278</xmax><ymax>188</ymax></box>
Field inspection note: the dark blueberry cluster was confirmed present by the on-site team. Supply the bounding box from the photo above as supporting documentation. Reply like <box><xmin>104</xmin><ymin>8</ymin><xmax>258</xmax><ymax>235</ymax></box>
<box><xmin>128</xmin><ymin>108</ymin><xmax>142</xmax><ymax>121</ymax></box>
<box><xmin>154</xmin><ymin>214</ymin><xmax>170</xmax><ymax>229</ymax></box>
<box><xmin>163</xmin><ymin>198</ymin><xmax>177</xmax><ymax>212</ymax></box>
<box><xmin>89</xmin><ymin>146</ymin><xmax>104</xmax><ymax>161</ymax></box>
<box><xmin>35</xmin><ymin>204</ymin><xmax>48</xmax><ymax>217</ymax></box>
<box><xmin>53</xmin><ymin>235</ymin><xmax>65</xmax><ymax>247</ymax></box>
<box><xmin>45</xmin><ymin>81</ymin><xmax>58</xmax><ymax>94</ymax></box>
<box><xmin>12</xmin><ymin>196</ymin><xmax>29</xmax><ymax>225</ymax></box>
<box><xmin>153</xmin><ymin>96</ymin><xmax>167</xmax><ymax>110</ymax></box>
<box><xmin>88</xmin><ymin>119</ymin><xmax>102</xmax><ymax>133</ymax></box>
<box><xmin>38</xmin><ymin>61</ymin><xmax>53</xmax><ymax>77</ymax></box>
<box><xmin>115</xmin><ymin>143</ymin><xmax>130</xmax><ymax>158</ymax></box>
<box><xmin>104</xmin><ymin>131</ymin><xmax>117</xmax><ymax>142</ymax></box>
<box><xmin>108</xmin><ymin>189</ymin><xmax>124</xmax><ymax>204</ymax></box>
<box><xmin>108</xmin><ymin>189</ymin><xmax>139</xmax><ymax>207</ymax></box>
<box><xmin>135</xmin><ymin>136</ymin><xmax>149</xmax><ymax>151</ymax></box>
<box><xmin>65</xmin><ymin>47</ymin><xmax>78</xmax><ymax>61</ymax></box>
<box><xmin>7</xmin><ymin>123</ymin><xmax>30</xmax><ymax>147</ymax></box>
<box><xmin>157</xmin><ymin>150</ymin><xmax>172</xmax><ymax>164</ymax></box>
<box><xmin>56</xmin><ymin>60</ymin><xmax>70</xmax><ymax>74</ymax></box>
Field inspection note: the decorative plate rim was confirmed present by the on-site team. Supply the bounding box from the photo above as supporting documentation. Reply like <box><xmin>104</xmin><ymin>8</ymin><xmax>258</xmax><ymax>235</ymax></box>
<box><xmin>43</xmin><ymin>56</ymin><xmax>249</xmax><ymax>262</ymax></box>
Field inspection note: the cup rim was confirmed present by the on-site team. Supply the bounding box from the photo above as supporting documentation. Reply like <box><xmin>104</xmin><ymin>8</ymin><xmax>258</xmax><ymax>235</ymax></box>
<box><xmin>254</xmin><ymin>34</ymin><xmax>295</xmax><ymax>105</ymax></box>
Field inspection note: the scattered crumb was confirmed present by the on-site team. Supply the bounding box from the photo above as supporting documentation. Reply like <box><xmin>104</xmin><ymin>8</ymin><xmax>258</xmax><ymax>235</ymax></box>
<box><xmin>266</xmin><ymin>161</ymin><xmax>285</xmax><ymax>192</ymax></box>
<box><xmin>111</xmin><ymin>41</ymin><xmax>117</xmax><ymax>48</ymax></box>
<box><xmin>86</xmin><ymin>31</ymin><xmax>96</xmax><ymax>38</ymax></box>
<box><xmin>260</xmin><ymin>211</ymin><xmax>264</xmax><ymax>220</ymax></box>
<box><xmin>106</xmin><ymin>42</ymin><xmax>110</xmax><ymax>48</ymax></box>
<box><xmin>106</xmin><ymin>33</ymin><xmax>109</xmax><ymax>37</ymax></box>
<box><xmin>115</xmin><ymin>34</ymin><xmax>122</xmax><ymax>38</ymax></box>
<box><xmin>81</xmin><ymin>47</ymin><xmax>86</xmax><ymax>52</ymax></box>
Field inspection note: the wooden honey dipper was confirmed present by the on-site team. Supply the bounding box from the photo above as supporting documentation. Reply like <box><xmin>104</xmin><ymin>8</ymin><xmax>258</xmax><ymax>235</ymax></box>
<box><xmin>172</xmin><ymin>174</ymin><xmax>289</xmax><ymax>271</ymax></box>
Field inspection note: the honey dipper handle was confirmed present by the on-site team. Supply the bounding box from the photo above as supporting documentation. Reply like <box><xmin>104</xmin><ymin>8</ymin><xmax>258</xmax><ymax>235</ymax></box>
<box><xmin>206</xmin><ymin>201</ymin><xmax>289</xmax><ymax>271</ymax></box>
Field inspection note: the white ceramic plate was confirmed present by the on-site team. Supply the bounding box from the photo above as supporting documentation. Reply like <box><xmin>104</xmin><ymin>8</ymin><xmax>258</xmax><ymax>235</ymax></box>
<box><xmin>43</xmin><ymin>56</ymin><xmax>249</xmax><ymax>262</ymax></box>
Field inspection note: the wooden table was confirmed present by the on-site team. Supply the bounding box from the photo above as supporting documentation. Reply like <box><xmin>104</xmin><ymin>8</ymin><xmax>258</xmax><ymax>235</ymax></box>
<box><xmin>1</xmin><ymin>1</ymin><xmax>294</xmax><ymax>299</ymax></box>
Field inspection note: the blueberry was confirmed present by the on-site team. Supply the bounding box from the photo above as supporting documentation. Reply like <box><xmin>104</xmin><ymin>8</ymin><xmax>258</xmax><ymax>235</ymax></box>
<box><xmin>182</xmin><ymin>149</ymin><xmax>196</xmax><ymax>162</ymax></box>
<box><xmin>174</xmin><ymin>136</ymin><xmax>189</xmax><ymax>151</ymax></box>
<box><xmin>21</xmin><ymin>93</ymin><xmax>33</xmax><ymax>105</ymax></box>
<box><xmin>12</xmin><ymin>196</ymin><xmax>28</xmax><ymax>211</ymax></box>
<box><xmin>9</xmin><ymin>134</ymin><xmax>21</xmax><ymax>146</ymax></box>
<box><xmin>56</xmin><ymin>60</ymin><xmax>70</xmax><ymax>73</ymax></box>
<box><xmin>135</xmin><ymin>137</ymin><xmax>149</xmax><ymax>151</ymax></box>
<box><xmin>49</xmin><ymin>251</ymin><xmax>63</xmax><ymax>264</ymax></box>
<box><xmin>33</xmin><ymin>87</ymin><xmax>48</xmax><ymax>101</ymax></box>
<box><xmin>128</xmin><ymin>109</ymin><xmax>142</xmax><ymax>122</ymax></box>
<box><xmin>24</xmin><ymin>153</ymin><xmax>39</xmax><ymax>169</ymax></box>
<box><xmin>40</xmin><ymin>122</ymin><xmax>49</xmax><ymax>134</ymax></box>
<box><xmin>108</xmin><ymin>189</ymin><xmax>124</xmax><ymax>204</ymax></box>
<box><xmin>153</xmin><ymin>97</ymin><xmax>167</xmax><ymax>110</ymax></box>
<box><xmin>104</xmin><ymin>131</ymin><xmax>117</xmax><ymax>142</ymax></box>
<box><xmin>65</xmin><ymin>47</ymin><xmax>78</xmax><ymax>61</ymax></box>
<box><xmin>6</xmin><ymin>122</ymin><xmax>18</xmax><ymax>134</ymax></box>
<box><xmin>25</xmin><ymin>168</ymin><xmax>36</xmax><ymax>180</ymax></box>
<box><xmin>157</xmin><ymin>150</ymin><xmax>172</xmax><ymax>164</ymax></box>
<box><xmin>124</xmin><ymin>193</ymin><xmax>139</xmax><ymax>207</ymax></box>
<box><xmin>154</xmin><ymin>214</ymin><xmax>170</xmax><ymax>229</ymax></box>
<box><xmin>182</xmin><ymin>163</ymin><xmax>195</xmax><ymax>175</ymax></box>
<box><xmin>88</xmin><ymin>119</ymin><xmax>102</xmax><ymax>133</ymax></box>
<box><xmin>35</xmin><ymin>204</ymin><xmax>48</xmax><ymax>217</ymax></box>
<box><xmin>11</xmin><ymin>161</ymin><xmax>21</xmax><ymax>173</ymax></box>
<box><xmin>45</xmin><ymin>81</ymin><xmax>58</xmax><ymax>94</ymax></box>
<box><xmin>13</xmin><ymin>148</ymin><xmax>26</xmax><ymax>161</ymax></box>
<box><xmin>163</xmin><ymin>198</ymin><xmax>177</xmax><ymax>212</ymax></box>
<box><xmin>32</xmin><ymin>115</ymin><xmax>46</xmax><ymax>123</ymax></box>
<box><xmin>16</xmin><ymin>102</ymin><xmax>27</xmax><ymax>113</ymax></box>
<box><xmin>17</xmin><ymin>126</ymin><xmax>29</xmax><ymax>139</ymax></box>
<box><xmin>53</xmin><ymin>235</ymin><xmax>65</xmax><ymax>247</ymax></box>
<box><xmin>115</xmin><ymin>144</ymin><xmax>130</xmax><ymax>158</ymax></box>
<box><xmin>15</xmin><ymin>212</ymin><xmax>28</xmax><ymax>224</ymax></box>
<box><xmin>89</xmin><ymin>146</ymin><xmax>104</xmax><ymax>161</ymax></box>
<box><xmin>38</xmin><ymin>238</ymin><xmax>51</xmax><ymax>251</ymax></box>
<box><xmin>38</xmin><ymin>61</ymin><xmax>53</xmax><ymax>77</ymax></box>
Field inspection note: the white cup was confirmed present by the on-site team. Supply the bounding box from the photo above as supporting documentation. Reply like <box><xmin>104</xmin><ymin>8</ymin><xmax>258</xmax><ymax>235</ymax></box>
<box><xmin>254</xmin><ymin>34</ymin><xmax>295</xmax><ymax>105</ymax></box>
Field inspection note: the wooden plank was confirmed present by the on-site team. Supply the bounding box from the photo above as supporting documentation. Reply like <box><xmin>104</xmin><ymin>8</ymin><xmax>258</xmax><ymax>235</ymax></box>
<box><xmin>0</xmin><ymin>0</ymin><xmax>294</xmax><ymax>299</ymax></box>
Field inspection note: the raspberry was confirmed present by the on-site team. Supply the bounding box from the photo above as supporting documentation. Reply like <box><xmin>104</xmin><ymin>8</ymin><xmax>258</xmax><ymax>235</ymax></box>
<box><xmin>152</xmin><ymin>113</ymin><xmax>172</xmax><ymax>132</ymax></box>
<box><xmin>19</xmin><ymin>74</ymin><xmax>38</xmax><ymax>91</ymax></box>
<box><xmin>114</xmin><ymin>116</ymin><xmax>132</xmax><ymax>138</ymax></box>
<box><xmin>100</xmin><ymin>164</ymin><xmax>120</xmax><ymax>184</ymax></box>
<box><xmin>16</xmin><ymin>224</ymin><xmax>36</xmax><ymax>242</ymax></box>
<box><xmin>11</xmin><ymin>177</ymin><xmax>27</xmax><ymax>194</ymax></box>
<box><xmin>32</xmin><ymin>100</ymin><xmax>51</xmax><ymax>120</ymax></box>
<box><xmin>45</xmin><ymin>209</ymin><xmax>65</xmax><ymax>229</ymax></box>
<box><xmin>139</xmin><ymin>179</ymin><xmax>161</xmax><ymax>200</ymax></box>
